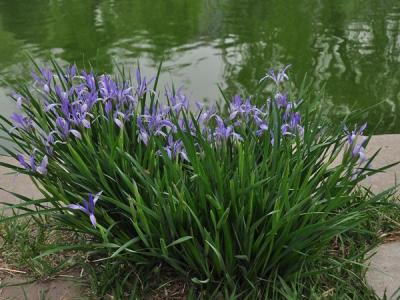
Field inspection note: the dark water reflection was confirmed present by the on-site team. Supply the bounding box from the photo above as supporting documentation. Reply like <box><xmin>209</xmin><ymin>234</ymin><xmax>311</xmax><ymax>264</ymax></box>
<box><xmin>0</xmin><ymin>0</ymin><xmax>399</xmax><ymax>133</ymax></box>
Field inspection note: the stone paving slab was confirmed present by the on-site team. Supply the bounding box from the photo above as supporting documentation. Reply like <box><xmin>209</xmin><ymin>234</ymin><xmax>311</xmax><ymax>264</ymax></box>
<box><xmin>366</xmin><ymin>241</ymin><xmax>400</xmax><ymax>299</ymax></box>
<box><xmin>363</xmin><ymin>134</ymin><xmax>400</xmax><ymax>194</ymax></box>
<box><xmin>0</xmin><ymin>156</ymin><xmax>42</xmax><ymax>212</ymax></box>
<box><xmin>0</xmin><ymin>273</ymin><xmax>85</xmax><ymax>300</ymax></box>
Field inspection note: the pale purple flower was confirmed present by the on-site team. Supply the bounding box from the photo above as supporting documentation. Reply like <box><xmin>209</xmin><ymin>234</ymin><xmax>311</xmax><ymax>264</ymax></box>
<box><xmin>32</xmin><ymin>68</ymin><xmax>53</xmax><ymax>93</ymax></box>
<box><xmin>345</xmin><ymin>123</ymin><xmax>367</xmax><ymax>145</ymax></box>
<box><xmin>259</xmin><ymin>65</ymin><xmax>291</xmax><ymax>85</ymax></box>
<box><xmin>65</xmin><ymin>64</ymin><xmax>77</xmax><ymax>79</ymax></box>
<box><xmin>113</xmin><ymin>111</ymin><xmax>126</xmax><ymax>128</ymax></box>
<box><xmin>99</xmin><ymin>75</ymin><xmax>118</xmax><ymax>100</ymax></box>
<box><xmin>253</xmin><ymin>110</ymin><xmax>269</xmax><ymax>136</ymax></box>
<box><xmin>81</xmin><ymin>71</ymin><xmax>97</xmax><ymax>94</ymax></box>
<box><xmin>213</xmin><ymin>116</ymin><xmax>243</xmax><ymax>142</ymax></box>
<box><xmin>105</xmin><ymin>100</ymin><xmax>113</xmax><ymax>116</ymax></box>
<box><xmin>10</xmin><ymin>113</ymin><xmax>33</xmax><ymax>131</ymax></box>
<box><xmin>17</xmin><ymin>154</ymin><xmax>30</xmax><ymax>170</ymax></box>
<box><xmin>36</xmin><ymin>156</ymin><xmax>48</xmax><ymax>175</ymax></box>
<box><xmin>166</xmin><ymin>87</ymin><xmax>189</xmax><ymax>114</ymax></box>
<box><xmin>270</xmin><ymin>131</ymin><xmax>275</xmax><ymax>145</ymax></box>
<box><xmin>12</xmin><ymin>93</ymin><xmax>28</xmax><ymax>109</ymax></box>
<box><xmin>178</xmin><ymin>119</ymin><xmax>197</xmax><ymax>136</ymax></box>
<box><xmin>70</xmin><ymin>102</ymin><xmax>91</xmax><ymax>128</ymax></box>
<box><xmin>158</xmin><ymin>135</ymin><xmax>189</xmax><ymax>161</ymax></box>
<box><xmin>17</xmin><ymin>153</ymin><xmax>48</xmax><ymax>175</ymax></box>
<box><xmin>229</xmin><ymin>95</ymin><xmax>256</xmax><ymax>120</ymax></box>
<box><xmin>275</xmin><ymin>92</ymin><xmax>288</xmax><ymax>109</ymax></box>
<box><xmin>137</xmin><ymin>117</ymin><xmax>150</xmax><ymax>145</ymax></box>
<box><xmin>68</xmin><ymin>191</ymin><xmax>102</xmax><ymax>227</ymax></box>
<box><xmin>56</xmin><ymin>117</ymin><xmax>81</xmax><ymax>140</ymax></box>
<box><xmin>352</xmin><ymin>143</ymin><xmax>367</xmax><ymax>164</ymax></box>
<box><xmin>45</xmin><ymin>133</ymin><xmax>55</xmax><ymax>155</ymax></box>
<box><xmin>344</xmin><ymin>123</ymin><xmax>368</xmax><ymax>166</ymax></box>
<box><xmin>198</xmin><ymin>106</ymin><xmax>216</xmax><ymax>130</ymax></box>
<box><xmin>256</xmin><ymin>123</ymin><xmax>269</xmax><ymax>137</ymax></box>
<box><xmin>136</xmin><ymin>68</ymin><xmax>154</xmax><ymax>98</ymax></box>
<box><xmin>281</xmin><ymin>112</ymin><xmax>304</xmax><ymax>136</ymax></box>
<box><xmin>141</xmin><ymin>106</ymin><xmax>175</xmax><ymax>137</ymax></box>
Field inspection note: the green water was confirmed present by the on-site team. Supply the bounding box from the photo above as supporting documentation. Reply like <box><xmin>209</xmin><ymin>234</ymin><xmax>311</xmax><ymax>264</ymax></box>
<box><xmin>0</xmin><ymin>0</ymin><xmax>399</xmax><ymax>133</ymax></box>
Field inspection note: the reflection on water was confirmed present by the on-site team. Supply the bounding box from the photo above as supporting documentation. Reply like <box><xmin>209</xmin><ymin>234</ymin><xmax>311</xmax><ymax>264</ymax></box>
<box><xmin>0</xmin><ymin>0</ymin><xmax>399</xmax><ymax>133</ymax></box>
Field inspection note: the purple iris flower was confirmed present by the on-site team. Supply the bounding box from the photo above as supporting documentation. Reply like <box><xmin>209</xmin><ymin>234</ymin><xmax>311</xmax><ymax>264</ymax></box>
<box><xmin>70</xmin><ymin>102</ymin><xmax>91</xmax><ymax>128</ymax></box>
<box><xmin>159</xmin><ymin>135</ymin><xmax>189</xmax><ymax>161</ymax></box>
<box><xmin>99</xmin><ymin>76</ymin><xmax>136</xmax><ymax>123</ymax></box>
<box><xmin>56</xmin><ymin>117</ymin><xmax>81</xmax><ymax>140</ymax></box>
<box><xmin>75</xmin><ymin>82</ymin><xmax>98</xmax><ymax>109</ymax></box>
<box><xmin>270</xmin><ymin>131</ymin><xmax>275</xmax><ymax>145</ymax></box>
<box><xmin>32</xmin><ymin>68</ymin><xmax>53</xmax><ymax>93</ymax></box>
<box><xmin>99</xmin><ymin>75</ymin><xmax>118</xmax><ymax>100</ymax></box>
<box><xmin>81</xmin><ymin>71</ymin><xmax>97</xmax><ymax>94</ymax></box>
<box><xmin>281</xmin><ymin>112</ymin><xmax>304</xmax><ymax>136</ymax></box>
<box><xmin>55</xmin><ymin>85</ymin><xmax>73</xmax><ymax>116</ymax></box>
<box><xmin>113</xmin><ymin>111</ymin><xmax>126</xmax><ymax>128</ymax></box>
<box><xmin>352</xmin><ymin>143</ymin><xmax>367</xmax><ymax>164</ymax></box>
<box><xmin>345</xmin><ymin>123</ymin><xmax>367</xmax><ymax>145</ymax></box>
<box><xmin>166</xmin><ymin>87</ymin><xmax>189</xmax><ymax>114</ymax></box>
<box><xmin>142</xmin><ymin>106</ymin><xmax>175</xmax><ymax>136</ymax></box>
<box><xmin>65</xmin><ymin>64</ymin><xmax>77</xmax><ymax>79</ymax></box>
<box><xmin>47</xmin><ymin>85</ymin><xmax>92</xmax><ymax>129</ymax></box>
<box><xmin>105</xmin><ymin>100</ymin><xmax>113</xmax><ymax>116</ymax></box>
<box><xmin>10</xmin><ymin>113</ymin><xmax>33</xmax><ymax>131</ymax></box>
<box><xmin>12</xmin><ymin>93</ymin><xmax>28</xmax><ymax>110</ymax></box>
<box><xmin>17</xmin><ymin>153</ymin><xmax>48</xmax><ymax>175</ymax></box>
<box><xmin>178</xmin><ymin>119</ymin><xmax>197</xmax><ymax>136</ymax></box>
<box><xmin>137</xmin><ymin>117</ymin><xmax>150</xmax><ymax>145</ymax></box>
<box><xmin>68</xmin><ymin>191</ymin><xmax>102</xmax><ymax>228</ymax></box>
<box><xmin>259</xmin><ymin>65</ymin><xmax>291</xmax><ymax>85</ymax></box>
<box><xmin>198</xmin><ymin>106</ymin><xmax>216</xmax><ymax>132</ymax></box>
<box><xmin>253</xmin><ymin>110</ymin><xmax>269</xmax><ymax>136</ymax></box>
<box><xmin>135</xmin><ymin>68</ymin><xmax>155</xmax><ymax>98</ymax></box>
<box><xmin>275</xmin><ymin>92</ymin><xmax>288</xmax><ymax>109</ymax></box>
<box><xmin>45</xmin><ymin>133</ymin><xmax>55</xmax><ymax>155</ymax></box>
<box><xmin>344</xmin><ymin>123</ymin><xmax>368</xmax><ymax>165</ymax></box>
<box><xmin>213</xmin><ymin>116</ymin><xmax>243</xmax><ymax>142</ymax></box>
<box><xmin>229</xmin><ymin>95</ymin><xmax>256</xmax><ymax>120</ymax></box>
<box><xmin>17</xmin><ymin>154</ymin><xmax>31</xmax><ymax>170</ymax></box>
<box><xmin>119</xmin><ymin>82</ymin><xmax>135</xmax><ymax>102</ymax></box>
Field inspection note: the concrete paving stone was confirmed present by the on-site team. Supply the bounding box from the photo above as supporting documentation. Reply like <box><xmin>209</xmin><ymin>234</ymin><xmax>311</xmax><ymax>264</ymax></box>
<box><xmin>366</xmin><ymin>241</ymin><xmax>400</xmax><ymax>299</ymax></box>
<box><xmin>0</xmin><ymin>272</ymin><xmax>87</xmax><ymax>300</ymax></box>
<box><xmin>0</xmin><ymin>156</ymin><xmax>42</xmax><ymax>211</ymax></box>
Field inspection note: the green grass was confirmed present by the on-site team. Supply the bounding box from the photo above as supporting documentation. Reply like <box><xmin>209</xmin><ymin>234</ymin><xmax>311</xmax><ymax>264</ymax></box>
<box><xmin>1</xmin><ymin>196</ymin><xmax>399</xmax><ymax>298</ymax></box>
<box><xmin>0</xmin><ymin>215</ymin><xmax>81</xmax><ymax>279</ymax></box>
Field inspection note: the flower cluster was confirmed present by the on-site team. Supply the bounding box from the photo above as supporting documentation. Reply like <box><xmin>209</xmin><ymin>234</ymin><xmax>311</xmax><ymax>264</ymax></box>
<box><xmin>9</xmin><ymin>64</ymin><xmax>306</xmax><ymax>227</ymax></box>
<box><xmin>10</xmin><ymin>65</ymin><xmax>305</xmax><ymax>163</ymax></box>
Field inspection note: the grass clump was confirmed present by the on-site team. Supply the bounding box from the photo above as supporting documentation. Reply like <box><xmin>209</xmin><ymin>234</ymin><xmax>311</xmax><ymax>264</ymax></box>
<box><xmin>0</xmin><ymin>215</ymin><xmax>82</xmax><ymax>279</ymax></box>
<box><xmin>0</xmin><ymin>60</ymin><xmax>397</xmax><ymax>298</ymax></box>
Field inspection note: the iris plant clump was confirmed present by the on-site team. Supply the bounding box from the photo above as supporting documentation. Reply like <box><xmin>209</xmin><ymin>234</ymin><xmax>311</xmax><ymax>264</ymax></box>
<box><xmin>0</xmin><ymin>61</ymin><xmax>390</xmax><ymax>296</ymax></box>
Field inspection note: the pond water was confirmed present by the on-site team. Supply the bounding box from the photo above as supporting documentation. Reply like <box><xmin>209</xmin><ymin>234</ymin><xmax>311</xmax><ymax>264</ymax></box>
<box><xmin>0</xmin><ymin>0</ymin><xmax>399</xmax><ymax>133</ymax></box>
